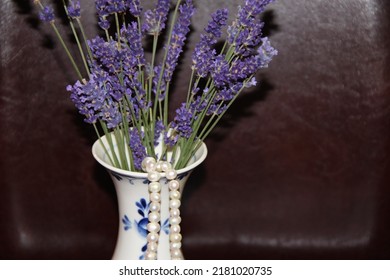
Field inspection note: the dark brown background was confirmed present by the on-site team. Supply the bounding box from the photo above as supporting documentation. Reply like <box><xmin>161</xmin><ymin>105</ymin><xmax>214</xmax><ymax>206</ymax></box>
<box><xmin>1</xmin><ymin>0</ymin><xmax>389</xmax><ymax>259</ymax></box>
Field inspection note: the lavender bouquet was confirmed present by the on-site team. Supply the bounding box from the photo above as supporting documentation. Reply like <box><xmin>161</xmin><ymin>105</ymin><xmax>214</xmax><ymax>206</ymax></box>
<box><xmin>34</xmin><ymin>0</ymin><xmax>277</xmax><ymax>172</ymax></box>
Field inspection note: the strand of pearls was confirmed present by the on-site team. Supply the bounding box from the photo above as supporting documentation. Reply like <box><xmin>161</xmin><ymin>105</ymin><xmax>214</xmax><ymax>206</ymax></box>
<box><xmin>142</xmin><ymin>157</ymin><xmax>183</xmax><ymax>260</ymax></box>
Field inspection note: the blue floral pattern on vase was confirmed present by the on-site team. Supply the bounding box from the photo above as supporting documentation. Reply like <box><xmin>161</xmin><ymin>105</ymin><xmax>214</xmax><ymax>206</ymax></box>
<box><xmin>111</xmin><ymin>171</ymin><xmax>139</xmax><ymax>185</ymax></box>
<box><xmin>135</xmin><ymin>198</ymin><xmax>149</xmax><ymax>237</ymax></box>
<box><xmin>161</xmin><ymin>218</ymin><xmax>169</xmax><ymax>234</ymax></box>
<box><xmin>111</xmin><ymin>171</ymin><xmax>123</xmax><ymax>181</ymax></box>
<box><xmin>121</xmin><ymin>196</ymin><xmax>172</xmax><ymax>259</ymax></box>
<box><xmin>121</xmin><ymin>215</ymin><xmax>132</xmax><ymax>231</ymax></box>
<box><xmin>135</xmin><ymin>198</ymin><xmax>149</xmax><ymax>259</ymax></box>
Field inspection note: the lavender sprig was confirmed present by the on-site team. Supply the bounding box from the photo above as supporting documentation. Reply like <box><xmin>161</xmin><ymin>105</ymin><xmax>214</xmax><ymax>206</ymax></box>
<box><xmin>171</xmin><ymin>104</ymin><xmax>194</xmax><ymax>139</ymax></box>
<box><xmin>154</xmin><ymin>0</ymin><xmax>195</xmax><ymax>131</ymax></box>
<box><xmin>155</xmin><ymin>0</ymin><xmax>194</xmax><ymax>102</ymax></box>
<box><xmin>127</xmin><ymin>0</ymin><xmax>142</xmax><ymax>17</ymax></box>
<box><xmin>191</xmin><ymin>9</ymin><xmax>228</xmax><ymax>78</ymax></box>
<box><xmin>162</xmin><ymin>0</ymin><xmax>195</xmax><ymax>85</ymax></box>
<box><xmin>129</xmin><ymin>128</ymin><xmax>147</xmax><ymax>171</ymax></box>
<box><xmin>143</xmin><ymin>0</ymin><xmax>171</xmax><ymax>35</ymax></box>
<box><xmin>39</xmin><ymin>5</ymin><xmax>55</xmax><ymax>22</ymax></box>
<box><xmin>227</xmin><ymin>0</ymin><xmax>275</xmax><ymax>56</ymax></box>
<box><xmin>67</xmin><ymin>0</ymin><xmax>81</xmax><ymax>19</ymax></box>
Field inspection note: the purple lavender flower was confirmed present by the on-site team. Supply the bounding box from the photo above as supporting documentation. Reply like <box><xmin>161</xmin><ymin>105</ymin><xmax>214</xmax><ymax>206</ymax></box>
<box><xmin>39</xmin><ymin>5</ymin><xmax>55</xmax><ymax>22</ymax></box>
<box><xmin>227</xmin><ymin>0</ymin><xmax>275</xmax><ymax>56</ymax></box>
<box><xmin>215</xmin><ymin>87</ymin><xmax>235</xmax><ymax>102</ymax></box>
<box><xmin>67</xmin><ymin>80</ymin><xmax>99</xmax><ymax>124</ymax></box>
<box><xmin>121</xmin><ymin>22</ymin><xmax>145</xmax><ymax>67</ymax></box>
<box><xmin>119</xmin><ymin>46</ymin><xmax>138</xmax><ymax>77</ymax></box>
<box><xmin>257</xmin><ymin>37</ymin><xmax>278</xmax><ymax>68</ymax></box>
<box><xmin>151</xmin><ymin>65</ymin><xmax>166</xmax><ymax>98</ymax></box>
<box><xmin>204</xmin><ymin>8</ymin><xmax>228</xmax><ymax>40</ymax></box>
<box><xmin>129</xmin><ymin>129</ymin><xmax>147</xmax><ymax>171</ymax></box>
<box><xmin>88</xmin><ymin>36</ymin><xmax>123</xmax><ymax>74</ymax></box>
<box><xmin>243</xmin><ymin>0</ymin><xmax>275</xmax><ymax>15</ymax></box>
<box><xmin>95</xmin><ymin>0</ymin><xmax>111</xmax><ymax>29</ymax></box>
<box><xmin>230</xmin><ymin>55</ymin><xmax>264</xmax><ymax>81</ymax></box>
<box><xmin>101</xmin><ymin>100</ymin><xmax>123</xmax><ymax>128</ymax></box>
<box><xmin>192</xmin><ymin>9</ymin><xmax>228</xmax><ymax>77</ymax></box>
<box><xmin>164</xmin><ymin>132</ymin><xmax>179</xmax><ymax>147</ymax></box>
<box><xmin>142</xmin><ymin>0</ymin><xmax>171</xmax><ymax>35</ymax></box>
<box><xmin>67</xmin><ymin>0</ymin><xmax>81</xmax><ymax>19</ymax></box>
<box><xmin>171</xmin><ymin>103</ymin><xmax>194</xmax><ymax>139</ymax></box>
<box><xmin>125</xmin><ymin>84</ymin><xmax>149</xmax><ymax>119</ymax></box>
<box><xmin>190</xmin><ymin>96</ymin><xmax>208</xmax><ymax>113</ymax></box>
<box><xmin>192</xmin><ymin>40</ymin><xmax>216</xmax><ymax>77</ymax></box>
<box><xmin>207</xmin><ymin>103</ymin><xmax>227</xmax><ymax>116</ymax></box>
<box><xmin>159</xmin><ymin>0</ymin><xmax>194</xmax><ymax>98</ymax></box>
<box><xmin>154</xmin><ymin>120</ymin><xmax>165</xmax><ymax>146</ymax></box>
<box><xmin>95</xmin><ymin>0</ymin><xmax>109</xmax><ymax>17</ymax></box>
<box><xmin>126</xmin><ymin>0</ymin><xmax>142</xmax><ymax>17</ymax></box>
<box><xmin>210</xmin><ymin>55</ymin><xmax>230</xmax><ymax>87</ymax></box>
<box><xmin>245</xmin><ymin>77</ymin><xmax>258</xmax><ymax>88</ymax></box>
<box><xmin>67</xmin><ymin>73</ymin><xmax>105</xmax><ymax>125</ymax></box>
<box><xmin>98</xmin><ymin>16</ymin><xmax>111</xmax><ymax>30</ymax></box>
<box><xmin>106</xmin><ymin>0</ymin><xmax>127</xmax><ymax>14</ymax></box>
<box><xmin>228</xmin><ymin>37</ymin><xmax>277</xmax><ymax>81</ymax></box>
<box><xmin>67</xmin><ymin>67</ymin><xmax>124</xmax><ymax>128</ymax></box>
<box><xmin>228</xmin><ymin>18</ymin><xmax>264</xmax><ymax>56</ymax></box>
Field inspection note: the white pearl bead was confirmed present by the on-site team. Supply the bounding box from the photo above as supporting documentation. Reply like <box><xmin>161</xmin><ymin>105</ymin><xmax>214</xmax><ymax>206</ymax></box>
<box><xmin>161</xmin><ymin>161</ymin><xmax>172</xmax><ymax>172</ymax></box>
<box><xmin>147</xmin><ymin>242</ymin><xmax>158</xmax><ymax>252</ymax></box>
<box><xmin>170</xmin><ymin>233</ymin><xmax>182</xmax><ymax>243</ymax></box>
<box><xmin>147</xmin><ymin>222</ymin><xmax>160</xmax><ymax>233</ymax></box>
<box><xmin>147</xmin><ymin>232</ymin><xmax>159</xmax><ymax>242</ymax></box>
<box><xmin>170</xmin><ymin>190</ymin><xmax>181</xmax><ymax>200</ymax></box>
<box><xmin>142</xmin><ymin>157</ymin><xmax>156</xmax><ymax>172</ymax></box>
<box><xmin>149</xmin><ymin>202</ymin><xmax>160</xmax><ymax>212</ymax></box>
<box><xmin>170</xmin><ymin>241</ymin><xmax>182</xmax><ymax>250</ymax></box>
<box><xmin>148</xmin><ymin>181</ymin><xmax>161</xmax><ymax>192</ymax></box>
<box><xmin>144</xmin><ymin>251</ymin><xmax>157</xmax><ymax>260</ymax></box>
<box><xmin>169</xmin><ymin>199</ymin><xmax>181</xmax><ymax>209</ymax></box>
<box><xmin>155</xmin><ymin>161</ymin><xmax>163</xmax><ymax>172</ymax></box>
<box><xmin>147</xmin><ymin>171</ymin><xmax>161</xmax><ymax>182</ymax></box>
<box><xmin>170</xmin><ymin>208</ymin><xmax>180</xmax><ymax>217</ymax></box>
<box><xmin>170</xmin><ymin>249</ymin><xmax>182</xmax><ymax>258</ymax></box>
<box><xmin>150</xmin><ymin>192</ymin><xmax>161</xmax><ymax>202</ymax></box>
<box><xmin>169</xmin><ymin>216</ymin><xmax>181</xmax><ymax>225</ymax></box>
<box><xmin>168</xmin><ymin>180</ymin><xmax>180</xmax><ymax>190</ymax></box>
<box><xmin>170</xmin><ymin>224</ymin><xmax>181</xmax><ymax>233</ymax></box>
<box><xmin>145</xmin><ymin>161</ymin><xmax>157</xmax><ymax>172</ymax></box>
<box><xmin>148</xmin><ymin>212</ymin><xmax>160</xmax><ymax>223</ymax></box>
<box><xmin>165</xmin><ymin>169</ymin><xmax>177</xmax><ymax>180</ymax></box>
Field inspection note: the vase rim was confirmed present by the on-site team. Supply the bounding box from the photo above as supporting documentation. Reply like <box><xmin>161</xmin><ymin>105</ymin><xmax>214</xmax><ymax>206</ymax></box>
<box><xmin>92</xmin><ymin>135</ymin><xmax>208</xmax><ymax>178</ymax></box>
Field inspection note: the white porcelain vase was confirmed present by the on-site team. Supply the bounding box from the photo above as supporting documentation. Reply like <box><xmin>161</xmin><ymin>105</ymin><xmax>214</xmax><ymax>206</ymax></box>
<box><xmin>92</xmin><ymin>133</ymin><xmax>207</xmax><ymax>260</ymax></box>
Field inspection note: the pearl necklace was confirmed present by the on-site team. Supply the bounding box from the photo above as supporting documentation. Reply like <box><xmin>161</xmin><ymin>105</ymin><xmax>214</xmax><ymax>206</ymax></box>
<box><xmin>142</xmin><ymin>157</ymin><xmax>183</xmax><ymax>260</ymax></box>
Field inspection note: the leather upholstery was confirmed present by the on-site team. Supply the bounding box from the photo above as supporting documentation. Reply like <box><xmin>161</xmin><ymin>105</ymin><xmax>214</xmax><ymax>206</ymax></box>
<box><xmin>1</xmin><ymin>0</ymin><xmax>389</xmax><ymax>259</ymax></box>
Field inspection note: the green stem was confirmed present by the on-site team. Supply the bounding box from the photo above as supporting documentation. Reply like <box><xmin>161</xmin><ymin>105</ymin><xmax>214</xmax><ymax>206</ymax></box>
<box><xmin>75</xmin><ymin>18</ymin><xmax>94</xmax><ymax>62</ymax></box>
<box><xmin>148</xmin><ymin>34</ymin><xmax>159</xmax><ymax>102</ymax></box>
<box><xmin>50</xmin><ymin>22</ymin><xmax>83</xmax><ymax>80</ymax></box>
<box><xmin>93</xmin><ymin>123</ymin><xmax>114</xmax><ymax>167</ymax></box>
<box><xmin>114</xmin><ymin>13</ymin><xmax>121</xmax><ymax>45</ymax></box>
<box><xmin>100</xmin><ymin>121</ymin><xmax>121</xmax><ymax>168</ymax></box>
<box><xmin>185</xmin><ymin>69</ymin><xmax>196</xmax><ymax>107</ymax></box>
<box><xmin>69</xmin><ymin>20</ymin><xmax>90</xmax><ymax>76</ymax></box>
<box><xmin>200</xmin><ymin>82</ymin><xmax>248</xmax><ymax>142</ymax></box>
<box><xmin>163</xmin><ymin>83</ymin><xmax>170</xmax><ymax>127</ymax></box>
